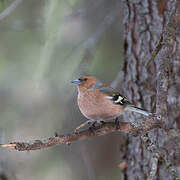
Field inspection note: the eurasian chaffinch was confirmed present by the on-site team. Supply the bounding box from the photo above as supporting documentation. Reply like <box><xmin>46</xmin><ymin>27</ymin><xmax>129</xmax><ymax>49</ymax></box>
<box><xmin>72</xmin><ymin>76</ymin><xmax>152</xmax><ymax>130</ymax></box>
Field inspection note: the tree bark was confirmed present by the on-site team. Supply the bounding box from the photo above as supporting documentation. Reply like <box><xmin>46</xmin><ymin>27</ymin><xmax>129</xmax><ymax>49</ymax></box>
<box><xmin>123</xmin><ymin>0</ymin><xmax>180</xmax><ymax>179</ymax></box>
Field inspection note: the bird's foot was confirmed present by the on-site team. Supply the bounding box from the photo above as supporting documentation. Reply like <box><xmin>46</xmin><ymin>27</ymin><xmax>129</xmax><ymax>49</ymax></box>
<box><xmin>54</xmin><ymin>132</ymin><xmax>59</xmax><ymax>137</ymax></box>
<box><xmin>115</xmin><ymin>118</ymin><xmax>120</xmax><ymax>129</ymax></box>
<box><xmin>89</xmin><ymin>121</ymin><xmax>97</xmax><ymax>131</ymax></box>
<box><xmin>100</xmin><ymin>120</ymin><xmax>105</xmax><ymax>124</ymax></box>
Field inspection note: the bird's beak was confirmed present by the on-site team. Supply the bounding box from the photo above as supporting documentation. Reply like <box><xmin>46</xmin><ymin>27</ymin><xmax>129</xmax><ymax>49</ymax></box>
<box><xmin>71</xmin><ymin>79</ymin><xmax>81</xmax><ymax>85</ymax></box>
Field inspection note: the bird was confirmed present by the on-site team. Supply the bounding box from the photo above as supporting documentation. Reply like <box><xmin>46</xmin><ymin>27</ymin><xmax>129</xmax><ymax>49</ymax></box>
<box><xmin>72</xmin><ymin>75</ymin><xmax>152</xmax><ymax>131</ymax></box>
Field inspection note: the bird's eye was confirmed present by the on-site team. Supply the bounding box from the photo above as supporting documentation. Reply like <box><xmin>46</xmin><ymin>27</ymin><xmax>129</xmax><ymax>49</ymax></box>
<box><xmin>78</xmin><ymin>78</ymin><xmax>88</xmax><ymax>81</ymax></box>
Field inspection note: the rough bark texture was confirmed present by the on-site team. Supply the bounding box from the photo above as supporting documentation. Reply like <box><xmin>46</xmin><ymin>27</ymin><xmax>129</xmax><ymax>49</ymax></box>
<box><xmin>123</xmin><ymin>0</ymin><xmax>180</xmax><ymax>179</ymax></box>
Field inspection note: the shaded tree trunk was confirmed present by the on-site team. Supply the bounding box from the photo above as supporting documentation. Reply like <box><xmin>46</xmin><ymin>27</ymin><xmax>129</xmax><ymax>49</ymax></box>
<box><xmin>122</xmin><ymin>0</ymin><xmax>180</xmax><ymax>179</ymax></box>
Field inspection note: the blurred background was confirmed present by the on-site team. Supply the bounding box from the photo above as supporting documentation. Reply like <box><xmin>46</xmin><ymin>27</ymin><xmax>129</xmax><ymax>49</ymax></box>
<box><xmin>0</xmin><ymin>0</ymin><xmax>125</xmax><ymax>179</ymax></box>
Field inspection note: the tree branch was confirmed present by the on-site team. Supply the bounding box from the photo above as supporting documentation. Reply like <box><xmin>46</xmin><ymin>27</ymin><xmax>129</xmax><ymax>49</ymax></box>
<box><xmin>0</xmin><ymin>116</ymin><xmax>161</xmax><ymax>151</ymax></box>
<box><xmin>0</xmin><ymin>0</ymin><xmax>23</xmax><ymax>21</ymax></box>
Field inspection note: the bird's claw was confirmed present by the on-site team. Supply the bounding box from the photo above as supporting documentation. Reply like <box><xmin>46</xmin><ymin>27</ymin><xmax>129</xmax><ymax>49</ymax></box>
<box><xmin>115</xmin><ymin>118</ymin><xmax>120</xmax><ymax>129</ymax></box>
<box><xmin>89</xmin><ymin>121</ymin><xmax>97</xmax><ymax>131</ymax></box>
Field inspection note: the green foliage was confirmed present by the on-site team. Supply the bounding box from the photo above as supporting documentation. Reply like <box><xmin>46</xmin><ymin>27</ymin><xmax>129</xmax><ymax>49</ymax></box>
<box><xmin>34</xmin><ymin>0</ymin><xmax>66</xmax><ymax>83</ymax></box>
<box><xmin>0</xmin><ymin>0</ymin><xmax>4</xmax><ymax>12</ymax></box>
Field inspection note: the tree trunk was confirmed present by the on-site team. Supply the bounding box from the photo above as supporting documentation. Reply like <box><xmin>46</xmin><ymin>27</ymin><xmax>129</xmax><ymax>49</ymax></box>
<box><xmin>122</xmin><ymin>0</ymin><xmax>180</xmax><ymax>179</ymax></box>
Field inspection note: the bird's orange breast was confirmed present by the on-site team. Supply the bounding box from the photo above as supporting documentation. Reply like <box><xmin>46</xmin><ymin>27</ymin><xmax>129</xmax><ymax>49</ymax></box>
<box><xmin>77</xmin><ymin>89</ymin><xmax>123</xmax><ymax>121</ymax></box>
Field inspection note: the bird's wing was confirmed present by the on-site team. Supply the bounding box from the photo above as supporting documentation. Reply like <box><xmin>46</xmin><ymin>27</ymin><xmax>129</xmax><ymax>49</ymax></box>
<box><xmin>98</xmin><ymin>86</ymin><xmax>131</xmax><ymax>106</ymax></box>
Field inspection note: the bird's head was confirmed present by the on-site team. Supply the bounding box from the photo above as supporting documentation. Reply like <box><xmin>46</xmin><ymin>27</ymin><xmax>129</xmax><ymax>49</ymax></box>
<box><xmin>72</xmin><ymin>76</ymin><xmax>98</xmax><ymax>90</ymax></box>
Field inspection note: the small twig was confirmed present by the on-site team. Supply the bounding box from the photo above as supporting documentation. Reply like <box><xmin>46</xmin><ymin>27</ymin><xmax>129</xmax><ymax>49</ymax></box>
<box><xmin>0</xmin><ymin>0</ymin><xmax>23</xmax><ymax>21</ymax></box>
<box><xmin>0</xmin><ymin>116</ymin><xmax>161</xmax><ymax>151</ymax></box>
<box><xmin>0</xmin><ymin>144</ymin><xmax>16</xmax><ymax>149</ymax></box>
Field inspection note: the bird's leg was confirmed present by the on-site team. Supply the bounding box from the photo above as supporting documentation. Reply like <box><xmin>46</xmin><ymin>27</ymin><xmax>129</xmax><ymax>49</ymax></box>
<box><xmin>75</xmin><ymin>120</ymin><xmax>95</xmax><ymax>132</ymax></box>
<box><xmin>100</xmin><ymin>120</ymin><xmax>105</xmax><ymax>124</ymax></box>
<box><xmin>89</xmin><ymin>121</ymin><xmax>97</xmax><ymax>131</ymax></box>
<box><xmin>115</xmin><ymin>117</ymin><xmax>120</xmax><ymax>129</ymax></box>
<box><xmin>89</xmin><ymin>120</ymin><xmax>108</xmax><ymax>131</ymax></box>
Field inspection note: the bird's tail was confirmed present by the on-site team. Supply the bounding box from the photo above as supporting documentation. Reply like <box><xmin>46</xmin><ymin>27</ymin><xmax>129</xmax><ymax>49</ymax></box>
<box><xmin>125</xmin><ymin>105</ymin><xmax>152</xmax><ymax>116</ymax></box>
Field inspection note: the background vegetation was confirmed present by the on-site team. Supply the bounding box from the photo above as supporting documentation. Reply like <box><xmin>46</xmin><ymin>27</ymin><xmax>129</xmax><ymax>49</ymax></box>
<box><xmin>0</xmin><ymin>0</ymin><xmax>124</xmax><ymax>179</ymax></box>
